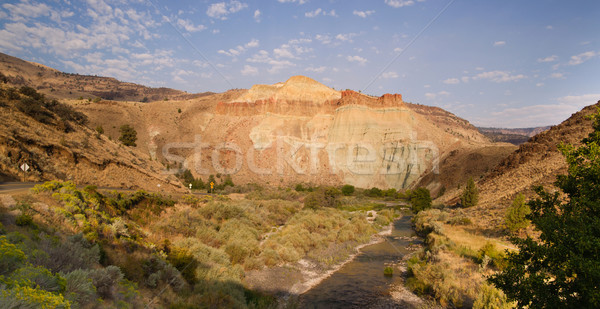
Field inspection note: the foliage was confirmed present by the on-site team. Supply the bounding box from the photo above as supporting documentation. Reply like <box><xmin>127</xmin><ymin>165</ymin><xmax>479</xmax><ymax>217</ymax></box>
<box><xmin>341</xmin><ymin>184</ymin><xmax>355</xmax><ymax>196</ymax></box>
<box><xmin>473</xmin><ymin>283</ymin><xmax>513</xmax><ymax>309</ymax></box>
<box><xmin>460</xmin><ymin>177</ymin><xmax>479</xmax><ymax>208</ymax></box>
<box><xmin>504</xmin><ymin>193</ymin><xmax>530</xmax><ymax>233</ymax></box>
<box><xmin>95</xmin><ymin>125</ymin><xmax>104</xmax><ymax>135</ymax></box>
<box><xmin>0</xmin><ymin>236</ymin><xmax>27</xmax><ymax>275</ymax></box>
<box><xmin>490</xmin><ymin>109</ymin><xmax>600</xmax><ymax>308</ymax></box>
<box><xmin>118</xmin><ymin>124</ymin><xmax>137</xmax><ymax>147</ymax></box>
<box><xmin>167</xmin><ymin>247</ymin><xmax>199</xmax><ymax>285</ymax></box>
<box><xmin>365</xmin><ymin>187</ymin><xmax>383</xmax><ymax>197</ymax></box>
<box><xmin>410</xmin><ymin>187</ymin><xmax>432</xmax><ymax>213</ymax></box>
<box><xmin>0</xmin><ymin>285</ymin><xmax>71</xmax><ymax>309</ymax></box>
<box><xmin>383</xmin><ymin>266</ymin><xmax>394</xmax><ymax>276</ymax></box>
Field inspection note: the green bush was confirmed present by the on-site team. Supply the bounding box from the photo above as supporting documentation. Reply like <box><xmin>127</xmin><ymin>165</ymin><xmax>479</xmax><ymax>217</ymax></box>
<box><xmin>461</xmin><ymin>177</ymin><xmax>479</xmax><ymax>208</ymax></box>
<box><xmin>118</xmin><ymin>124</ymin><xmax>137</xmax><ymax>147</ymax></box>
<box><xmin>341</xmin><ymin>185</ymin><xmax>355</xmax><ymax>196</ymax></box>
<box><xmin>473</xmin><ymin>283</ymin><xmax>512</xmax><ymax>309</ymax></box>
<box><xmin>410</xmin><ymin>188</ymin><xmax>432</xmax><ymax>213</ymax></box>
<box><xmin>504</xmin><ymin>193</ymin><xmax>530</xmax><ymax>233</ymax></box>
<box><xmin>63</xmin><ymin>269</ymin><xmax>98</xmax><ymax>307</ymax></box>
<box><xmin>15</xmin><ymin>213</ymin><xmax>34</xmax><ymax>227</ymax></box>
<box><xmin>167</xmin><ymin>247</ymin><xmax>199</xmax><ymax>285</ymax></box>
<box><xmin>384</xmin><ymin>266</ymin><xmax>394</xmax><ymax>276</ymax></box>
<box><xmin>88</xmin><ymin>265</ymin><xmax>124</xmax><ymax>299</ymax></box>
<box><xmin>0</xmin><ymin>236</ymin><xmax>27</xmax><ymax>275</ymax></box>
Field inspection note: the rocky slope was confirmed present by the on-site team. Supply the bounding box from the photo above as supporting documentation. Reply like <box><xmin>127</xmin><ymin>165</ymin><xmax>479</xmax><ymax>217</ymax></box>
<box><xmin>0</xmin><ymin>83</ymin><xmax>184</xmax><ymax>192</ymax></box>
<box><xmin>1</xmin><ymin>53</ymin><xmax>516</xmax><ymax>191</ymax></box>
<box><xmin>444</xmin><ymin>100</ymin><xmax>600</xmax><ymax>227</ymax></box>
<box><xmin>0</xmin><ymin>52</ymin><xmax>212</xmax><ymax>102</ymax></box>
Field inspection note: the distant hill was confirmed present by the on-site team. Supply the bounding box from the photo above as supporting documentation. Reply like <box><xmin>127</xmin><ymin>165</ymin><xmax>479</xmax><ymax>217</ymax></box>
<box><xmin>477</xmin><ymin>126</ymin><xmax>551</xmax><ymax>145</ymax></box>
<box><xmin>442</xmin><ymin>100</ymin><xmax>600</xmax><ymax>228</ymax></box>
<box><xmin>0</xmin><ymin>52</ymin><xmax>213</xmax><ymax>102</ymax></box>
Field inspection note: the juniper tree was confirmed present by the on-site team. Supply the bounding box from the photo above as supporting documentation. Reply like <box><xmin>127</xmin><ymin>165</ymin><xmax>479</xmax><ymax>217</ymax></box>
<box><xmin>489</xmin><ymin>109</ymin><xmax>600</xmax><ymax>308</ymax></box>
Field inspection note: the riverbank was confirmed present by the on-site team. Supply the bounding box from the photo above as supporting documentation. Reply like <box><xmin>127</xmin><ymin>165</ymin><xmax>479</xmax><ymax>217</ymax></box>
<box><xmin>243</xmin><ymin>219</ymin><xmax>395</xmax><ymax>298</ymax></box>
<box><xmin>290</xmin><ymin>220</ymin><xmax>394</xmax><ymax>295</ymax></box>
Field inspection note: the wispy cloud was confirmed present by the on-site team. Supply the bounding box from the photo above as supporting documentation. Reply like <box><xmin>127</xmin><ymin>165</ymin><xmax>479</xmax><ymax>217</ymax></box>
<box><xmin>176</xmin><ymin>19</ymin><xmax>206</xmax><ymax>32</ymax></box>
<box><xmin>537</xmin><ymin>55</ymin><xmax>558</xmax><ymax>63</ymax></box>
<box><xmin>493</xmin><ymin>41</ymin><xmax>506</xmax><ymax>47</ymax></box>
<box><xmin>443</xmin><ymin>78</ymin><xmax>460</xmax><ymax>84</ymax></box>
<box><xmin>346</xmin><ymin>55</ymin><xmax>367</xmax><ymax>65</ymax></box>
<box><xmin>206</xmin><ymin>1</ymin><xmax>248</xmax><ymax>20</ymax></box>
<box><xmin>381</xmin><ymin>71</ymin><xmax>398</xmax><ymax>79</ymax></box>
<box><xmin>305</xmin><ymin>8</ymin><xmax>337</xmax><ymax>18</ymax></box>
<box><xmin>218</xmin><ymin>39</ymin><xmax>259</xmax><ymax>58</ymax></box>
<box><xmin>473</xmin><ymin>70</ymin><xmax>526</xmax><ymax>83</ymax></box>
<box><xmin>385</xmin><ymin>0</ymin><xmax>417</xmax><ymax>8</ymax></box>
<box><xmin>241</xmin><ymin>64</ymin><xmax>258</xmax><ymax>75</ymax></box>
<box><xmin>568</xmin><ymin>51</ymin><xmax>597</xmax><ymax>65</ymax></box>
<box><xmin>353</xmin><ymin>10</ymin><xmax>375</xmax><ymax>18</ymax></box>
<box><xmin>253</xmin><ymin>9</ymin><xmax>261</xmax><ymax>22</ymax></box>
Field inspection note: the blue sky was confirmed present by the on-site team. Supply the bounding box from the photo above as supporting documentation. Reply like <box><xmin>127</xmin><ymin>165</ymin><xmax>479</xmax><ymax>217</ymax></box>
<box><xmin>0</xmin><ymin>0</ymin><xmax>598</xmax><ymax>127</ymax></box>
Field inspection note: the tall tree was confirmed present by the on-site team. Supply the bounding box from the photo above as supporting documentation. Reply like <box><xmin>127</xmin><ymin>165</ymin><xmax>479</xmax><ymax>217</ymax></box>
<box><xmin>489</xmin><ymin>109</ymin><xmax>600</xmax><ymax>308</ymax></box>
<box><xmin>461</xmin><ymin>177</ymin><xmax>478</xmax><ymax>207</ymax></box>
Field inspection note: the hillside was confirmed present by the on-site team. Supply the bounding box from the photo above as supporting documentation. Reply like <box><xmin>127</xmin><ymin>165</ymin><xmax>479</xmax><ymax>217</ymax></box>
<box><xmin>0</xmin><ymin>83</ymin><xmax>183</xmax><ymax>191</ymax></box>
<box><xmin>0</xmin><ymin>53</ymin><xmax>516</xmax><ymax>191</ymax></box>
<box><xmin>0</xmin><ymin>52</ymin><xmax>213</xmax><ymax>102</ymax></box>
<box><xmin>477</xmin><ymin>126</ymin><xmax>551</xmax><ymax>145</ymax></box>
<box><xmin>77</xmin><ymin>76</ymin><xmax>514</xmax><ymax>191</ymax></box>
<box><xmin>443</xmin><ymin>100</ymin><xmax>600</xmax><ymax>228</ymax></box>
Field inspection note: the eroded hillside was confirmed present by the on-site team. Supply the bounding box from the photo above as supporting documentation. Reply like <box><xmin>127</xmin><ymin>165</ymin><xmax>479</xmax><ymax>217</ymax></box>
<box><xmin>0</xmin><ymin>84</ymin><xmax>183</xmax><ymax>191</ymax></box>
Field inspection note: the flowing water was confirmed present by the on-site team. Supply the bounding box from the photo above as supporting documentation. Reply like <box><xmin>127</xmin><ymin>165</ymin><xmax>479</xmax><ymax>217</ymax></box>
<box><xmin>299</xmin><ymin>215</ymin><xmax>419</xmax><ymax>308</ymax></box>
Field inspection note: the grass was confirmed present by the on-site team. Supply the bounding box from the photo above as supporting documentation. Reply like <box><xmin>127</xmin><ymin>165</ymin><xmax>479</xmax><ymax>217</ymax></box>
<box><xmin>405</xmin><ymin>209</ymin><xmax>516</xmax><ymax>308</ymax></box>
<box><xmin>4</xmin><ymin>181</ymin><xmax>400</xmax><ymax>307</ymax></box>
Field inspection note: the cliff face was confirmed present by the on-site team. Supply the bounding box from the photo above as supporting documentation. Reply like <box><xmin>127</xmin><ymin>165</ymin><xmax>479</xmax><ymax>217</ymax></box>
<box><xmin>203</xmin><ymin>77</ymin><xmax>500</xmax><ymax>190</ymax></box>
<box><xmin>1</xmin><ymin>51</ymin><xmax>512</xmax><ymax>191</ymax></box>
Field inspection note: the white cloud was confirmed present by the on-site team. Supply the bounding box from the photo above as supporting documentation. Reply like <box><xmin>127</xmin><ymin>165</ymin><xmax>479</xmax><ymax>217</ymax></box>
<box><xmin>353</xmin><ymin>10</ymin><xmax>375</xmax><ymax>18</ymax></box>
<box><xmin>385</xmin><ymin>0</ymin><xmax>415</xmax><ymax>8</ymax></box>
<box><xmin>546</xmin><ymin>25</ymin><xmax>553</xmax><ymax>30</ymax></box>
<box><xmin>218</xmin><ymin>39</ymin><xmax>259</xmax><ymax>58</ymax></box>
<box><xmin>176</xmin><ymin>19</ymin><xmax>206</xmax><ymax>32</ymax></box>
<box><xmin>206</xmin><ymin>1</ymin><xmax>248</xmax><ymax>20</ymax></box>
<box><xmin>273</xmin><ymin>45</ymin><xmax>295</xmax><ymax>58</ymax></box>
<box><xmin>473</xmin><ymin>70</ymin><xmax>526</xmax><ymax>83</ymax></box>
<box><xmin>381</xmin><ymin>71</ymin><xmax>398</xmax><ymax>79</ymax></box>
<box><xmin>536</xmin><ymin>83</ymin><xmax>544</xmax><ymax>87</ymax></box>
<box><xmin>335</xmin><ymin>33</ymin><xmax>358</xmax><ymax>42</ymax></box>
<box><xmin>306</xmin><ymin>66</ymin><xmax>327</xmax><ymax>73</ymax></box>
<box><xmin>305</xmin><ymin>8</ymin><xmax>337</xmax><ymax>18</ymax></box>
<box><xmin>254</xmin><ymin>9</ymin><xmax>261</xmax><ymax>22</ymax></box>
<box><xmin>346</xmin><ymin>55</ymin><xmax>367</xmax><ymax>65</ymax></box>
<box><xmin>443</xmin><ymin>78</ymin><xmax>460</xmax><ymax>84</ymax></box>
<box><xmin>241</xmin><ymin>65</ymin><xmax>258</xmax><ymax>75</ymax></box>
<box><xmin>537</xmin><ymin>55</ymin><xmax>558</xmax><ymax>63</ymax></box>
<box><xmin>461</xmin><ymin>76</ymin><xmax>470</xmax><ymax>83</ymax></box>
<box><xmin>493</xmin><ymin>41</ymin><xmax>506</xmax><ymax>47</ymax></box>
<box><xmin>3</xmin><ymin>1</ymin><xmax>51</xmax><ymax>21</ymax></box>
<box><xmin>425</xmin><ymin>90</ymin><xmax>450</xmax><ymax>100</ymax></box>
<box><xmin>315</xmin><ymin>34</ymin><xmax>332</xmax><ymax>45</ymax></box>
<box><xmin>568</xmin><ymin>51</ymin><xmax>597</xmax><ymax>65</ymax></box>
<box><xmin>277</xmin><ymin>0</ymin><xmax>306</xmax><ymax>4</ymax></box>
<box><xmin>550</xmin><ymin>72</ymin><xmax>564</xmax><ymax>79</ymax></box>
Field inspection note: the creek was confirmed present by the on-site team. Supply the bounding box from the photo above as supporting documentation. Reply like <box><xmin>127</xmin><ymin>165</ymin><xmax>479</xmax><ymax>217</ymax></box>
<box><xmin>298</xmin><ymin>215</ymin><xmax>419</xmax><ymax>308</ymax></box>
